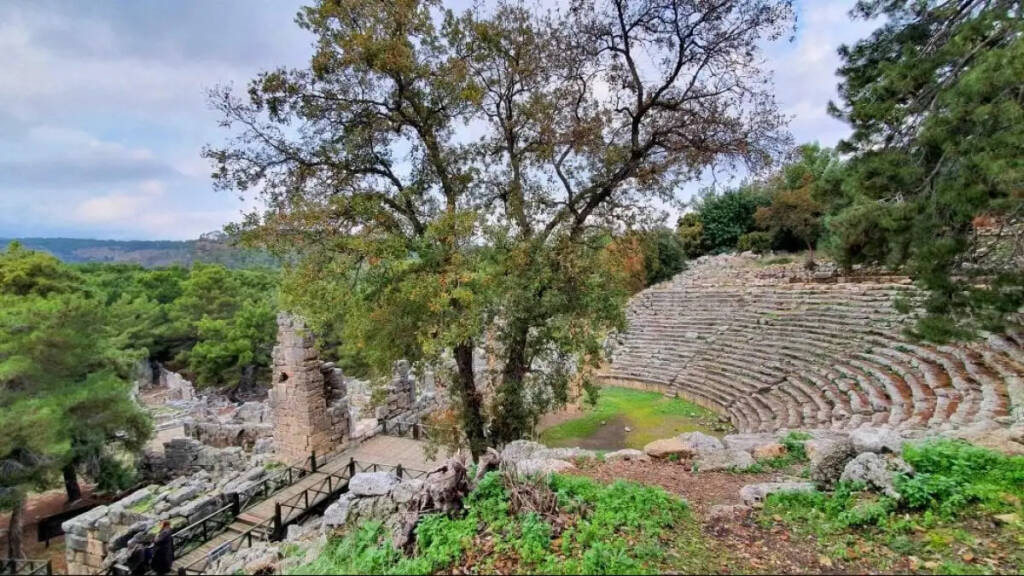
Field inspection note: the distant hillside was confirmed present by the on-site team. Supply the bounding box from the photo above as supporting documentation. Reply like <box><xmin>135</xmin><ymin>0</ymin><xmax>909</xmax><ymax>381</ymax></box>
<box><xmin>1</xmin><ymin>232</ymin><xmax>277</xmax><ymax>268</ymax></box>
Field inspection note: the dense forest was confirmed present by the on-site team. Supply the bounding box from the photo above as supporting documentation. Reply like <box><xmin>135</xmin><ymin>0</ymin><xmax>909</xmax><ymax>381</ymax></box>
<box><xmin>0</xmin><ymin>233</ymin><xmax>277</xmax><ymax>268</ymax></box>
<box><xmin>0</xmin><ymin>243</ymin><xmax>280</xmax><ymax>555</ymax></box>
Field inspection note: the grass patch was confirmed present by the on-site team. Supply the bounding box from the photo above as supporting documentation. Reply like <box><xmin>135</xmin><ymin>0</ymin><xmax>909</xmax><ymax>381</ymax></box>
<box><xmin>539</xmin><ymin>387</ymin><xmax>726</xmax><ymax>450</ymax></box>
<box><xmin>292</xmin><ymin>472</ymin><xmax>713</xmax><ymax>575</ymax></box>
<box><xmin>761</xmin><ymin>440</ymin><xmax>1024</xmax><ymax>572</ymax></box>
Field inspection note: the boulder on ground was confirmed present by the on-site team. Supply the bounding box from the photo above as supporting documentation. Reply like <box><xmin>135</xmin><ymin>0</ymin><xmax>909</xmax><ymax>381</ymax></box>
<box><xmin>500</xmin><ymin>440</ymin><xmax>545</xmax><ymax>462</ymax></box>
<box><xmin>753</xmin><ymin>443</ymin><xmax>787</xmax><ymax>460</ymax></box>
<box><xmin>679</xmin><ymin>432</ymin><xmax>724</xmax><ymax>453</ymax></box>
<box><xmin>839</xmin><ymin>453</ymin><xmax>912</xmax><ymax>499</ymax></box>
<box><xmin>389</xmin><ymin>479</ymin><xmax>425</xmax><ymax>505</ymax></box>
<box><xmin>644</xmin><ymin>438</ymin><xmax>695</xmax><ymax>459</ymax></box>
<box><xmin>322</xmin><ymin>494</ymin><xmax>354</xmax><ymax>530</ymax></box>
<box><xmin>807</xmin><ymin>438</ymin><xmax>856</xmax><ymax>488</ymax></box>
<box><xmin>723</xmin><ymin>433</ymin><xmax>778</xmax><ymax>454</ymax></box>
<box><xmin>604</xmin><ymin>449</ymin><xmax>650</xmax><ymax>463</ymax></box>
<box><xmin>515</xmin><ymin>458</ymin><xmax>576</xmax><ymax>477</ymax></box>
<box><xmin>349</xmin><ymin>471</ymin><xmax>400</xmax><ymax>496</ymax></box>
<box><xmin>739</xmin><ymin>482</ymin><xmax>817</xmax><ymax>507</ymax></box>
<box><xmin>707</xmin><ymin>504</ymin><xmax>752</xmax><ymax>535</ymax></box>
<box><xmin>849</xmin><ymin>427</ymin><xmax>903</xmax><ymax>454</ymax></box>
<box><xmin>696</xmin><ymin>449</ymin><xmax>754</xmax><ymax>471</ymax></box>
<box><xmin>535</xmin><ymin>447</ymin><xmax>597</xmax><ymax>461</ymax></box>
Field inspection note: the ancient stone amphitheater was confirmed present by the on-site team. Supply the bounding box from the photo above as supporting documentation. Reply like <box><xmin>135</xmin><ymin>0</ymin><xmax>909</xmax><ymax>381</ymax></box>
<box><xmin>601</xmin><ymin>254</ymin><xmax>1024</xmax><ymax>436</ymax></box>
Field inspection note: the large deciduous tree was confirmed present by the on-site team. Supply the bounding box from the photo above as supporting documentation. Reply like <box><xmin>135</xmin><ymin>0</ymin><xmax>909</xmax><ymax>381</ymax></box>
<box><xmin>826</xmin><ymin>0</ymin><xmax>1024</xmax><ymax>338</ymax></box>
<box><xmin>207</xmin><ymin>0</ymin><xmax>793</xmax><ymax>456</ymax></box>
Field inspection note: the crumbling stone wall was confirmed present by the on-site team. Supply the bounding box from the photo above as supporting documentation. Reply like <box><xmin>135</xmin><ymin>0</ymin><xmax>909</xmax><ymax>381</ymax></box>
<box><xmin>269</xmin><ymin>313</ymin><xmax>349</xmax><ymax>463</ymax></box>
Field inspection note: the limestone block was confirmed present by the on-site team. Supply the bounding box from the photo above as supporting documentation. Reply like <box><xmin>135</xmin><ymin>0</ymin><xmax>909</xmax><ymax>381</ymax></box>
<box><xmin>739</xmin><ymin>482</ymin><xmax>816</xmax><ymax>507</ymax></box>
<box><xmin>643</xmin><ymin>437</ymin><xmax>695</xmax><ymax>459</ymax></box>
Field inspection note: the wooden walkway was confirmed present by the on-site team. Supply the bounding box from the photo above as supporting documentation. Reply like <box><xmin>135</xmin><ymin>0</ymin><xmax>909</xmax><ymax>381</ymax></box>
<box><xmin>175</xmin><ymin>436</ymin><xmax>446</xmax><ymax>572</ymax></box>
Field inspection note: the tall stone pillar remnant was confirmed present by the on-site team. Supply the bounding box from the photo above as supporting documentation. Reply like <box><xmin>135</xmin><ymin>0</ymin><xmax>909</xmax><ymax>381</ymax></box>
<box><xmin>270</xmin><ymin>313</ymin><xmax>336</xmax><ymax>463</ymax></box>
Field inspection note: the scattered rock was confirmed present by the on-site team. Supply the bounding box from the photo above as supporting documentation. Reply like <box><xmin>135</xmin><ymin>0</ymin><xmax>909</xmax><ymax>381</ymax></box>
<box><xmin>389</xmin><ymin>479</ymin><xmax>425</xmax><ymax>505</ymax></box>
<box><xmin>321</xmin><ymin>494</ymin><xmax>354</xmax><ymax>530</ymax></box>
<box><xmin>603</xmin><ymin>449</ymin><xmax>649</xmax><ymax>463</ymax></box>
<box><xmin>349</xmin><ymin>472</ymin><xmax>400</xmax><ymax>497</ymax></box>
<box><xmin>500</xmin><ymin>440</ymin><xmax>545</xmax><ymax>462</ymax></box>
<box><xmin>807</xmin><ymin>438</ymin><xmax>856</xmax><ymax>488</ymax></box>
<box><xmin>695</xmin><ymin>449</ymin><xmax>754</xmax><ymax>471</ymax></box>
<box><xmin>993</xmin><ymin>513</ymin><xmax>1020</xmax><ymax>526</ymax></box>
<box><xmin>752</xmin><ymin>443</ymin><xmax>787</xmax><ymax>460</ymax></box>
<box><xmin>514</xmin><ymin>458</ymin><xmax>576</xmax><ymax>477</ymax></box>
<box><xmin>535</xmin><ymin>447</ymin><xmax>596</xmax><ymax>461</ymax></box>
<box><xmin>839</xmin><ymin>453</ymin><xmax>913</xmax><ymax>499</ymax></box>
<box><xmin>643</xmin><ymin>437</ymin><xmax>695</xmax><ymax>459</ymax></box>
<box><xmin>706</xmin><ymin>504</ymin><xmax>752</xmax><ymax>535</ymax></box>
<box><xmin>739</xmin><ymin>482</ymin><xmax>816</xmax><ymax>507</ymax></box>
<box><xmin>678</xmin><ymin>431</ymin><xmax>724</xmax><ymax>453</ymax></box>
<box><xmin>723</xmin><ymin>433</ymin><xmax>778</xmax><ymax>454</ymax></box>
<box><xmin>849</xmin><ymin>427</ymin><xmax>903</xmax><ymax>454</ymax></box>
<box><xmin>624</xmin><ymin>426</ymin><xmax>632</xmax><ymax>433</ymax></box>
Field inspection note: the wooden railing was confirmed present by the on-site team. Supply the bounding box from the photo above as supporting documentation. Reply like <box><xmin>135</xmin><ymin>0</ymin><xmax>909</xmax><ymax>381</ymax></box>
<box><xmin>0</xmin><ymin>558</ymin><xmax>52</xmax><ymax>576</ymax></box>
<box><xmin>173</xmin><ymin>455</ymin><xmax>427</xmax><ymax>575</ymax></box>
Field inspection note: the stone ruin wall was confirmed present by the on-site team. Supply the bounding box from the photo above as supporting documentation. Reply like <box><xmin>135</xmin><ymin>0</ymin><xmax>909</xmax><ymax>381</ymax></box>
<box><xmin>269</xmin><ymin>313</ymin><xmax>350</xmax><ymax>464</ymax></box>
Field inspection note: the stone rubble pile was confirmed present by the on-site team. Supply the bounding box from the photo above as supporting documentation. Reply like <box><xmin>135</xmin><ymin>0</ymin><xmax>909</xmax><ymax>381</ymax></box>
<box><xmin>602</xmin><ymin>253</ymin><xmax>1024</xmax><ymax>436</ymax></box>
<box><xmin>64</xmin><ymin>450</ymin><xmax>275</xmax><ymax>574</ymax></box>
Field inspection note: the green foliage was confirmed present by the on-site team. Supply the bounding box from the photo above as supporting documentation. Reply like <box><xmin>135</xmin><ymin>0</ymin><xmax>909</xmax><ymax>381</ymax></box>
<box><xmin>0</xmin><ymin>244</ymin><xmax>154</xmax><ymax>512</ymax></box>
<box><xmin>762</xmin><ymin>440</ymin><xmax>1024</xmax><ymax>572</ymax></box>
<box><xmin>675</xmin><ymin>213</ymin><xmax>705</xmax><ymax>259</ymax></box>
<box><xmin>896</xmin><ymin>440</ymin><xmax>1024</xmax><ymax>517</ymax></box>
<box><xmin>737</xmin><ymin>231</ymin><xmax>773</xmax><ymax>254</ymax></box>
<box><xmin>637</xmin><ymin>228</ymin><xmax>686</xmax><ymax>287</ymax></box>
<box><xmin>765</xmin><ymin>440</ymin><xmax>1024</xmax><ymax>533</ymax></box>
<box><xmin>691</xmin><ymin>186</ymin><xmax>770</xmax><ymax>253</ymax></box>
<box><xmin>825</xmin><ymin>0</ymin><xmax>1024</xmax><ymax>336</ymax></box>
<box><xmin>295</xmin><ymin>473</ymin><xmax>698</xmax><ymax>575</ymax></box>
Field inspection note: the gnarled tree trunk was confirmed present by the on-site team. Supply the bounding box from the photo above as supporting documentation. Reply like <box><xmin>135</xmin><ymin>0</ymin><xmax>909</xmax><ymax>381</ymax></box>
<box><xmin>63</xmin><ymin>463</ymin><xmax>82</xmax><ymax>503</ymax></box>
<box><xmin>454</xmin><ymin>342</ymin><xmax>487</xmax><ymax>461</ymax></box>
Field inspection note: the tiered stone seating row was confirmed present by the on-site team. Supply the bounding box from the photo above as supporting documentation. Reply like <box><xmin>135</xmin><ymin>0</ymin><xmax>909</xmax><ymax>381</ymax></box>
<box><xmin>602</xmin><ymin>255</ymin><xmax>1023</xmax><ymax>433</ymax></box>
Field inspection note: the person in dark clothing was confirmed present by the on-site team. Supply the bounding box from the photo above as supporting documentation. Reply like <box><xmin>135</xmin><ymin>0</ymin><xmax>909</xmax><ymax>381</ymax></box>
<box><xmin>150</xmin><ymin>521</ymin><xmax>175</xmax><ymax>575</ymax></box>
<box><xmin>125</xmin><ymin>544</ymin><xmax>149</xmax><ymax>576</ymax></box>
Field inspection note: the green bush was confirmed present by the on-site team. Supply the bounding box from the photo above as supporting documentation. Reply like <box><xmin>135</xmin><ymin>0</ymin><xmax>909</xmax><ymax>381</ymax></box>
<box><xmin>293</xmin><ymin>473</ymin><xmax>696</xmax><ymax>575</ymax></box>
<box><xmin>737</xmin><ymin>231</ymin><xmax>773</xmax><ymax>254</ymax></box>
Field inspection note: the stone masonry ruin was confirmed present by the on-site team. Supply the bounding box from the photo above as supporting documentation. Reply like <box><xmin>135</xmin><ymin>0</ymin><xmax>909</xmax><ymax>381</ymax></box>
<box><xmin>269</xmin><ymin>313</ymin><xmax>351</xmax><ymax>463</ymax></box>
<box><xmin>601</xmin><ymin>254</ymin><xmax>1024</xmax><ymax>444</ymax></box>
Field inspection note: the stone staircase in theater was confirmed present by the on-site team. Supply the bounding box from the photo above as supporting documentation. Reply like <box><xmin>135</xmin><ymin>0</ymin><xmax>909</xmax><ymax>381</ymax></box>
<box><xmin>600</xmin><ymin>254</ymin><xmax>1024</xmax><ymax>434</ymax></box>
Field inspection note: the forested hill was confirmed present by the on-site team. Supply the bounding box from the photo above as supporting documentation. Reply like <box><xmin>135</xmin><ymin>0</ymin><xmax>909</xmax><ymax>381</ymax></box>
<box><xmin>0</xmin><ymin>233</ymin><xmax>277</xmax><ymax>268</ymax></box>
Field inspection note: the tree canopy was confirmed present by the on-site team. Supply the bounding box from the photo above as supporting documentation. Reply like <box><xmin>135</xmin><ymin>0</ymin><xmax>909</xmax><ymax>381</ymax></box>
<box><xmin>824</xmin><ymin>0</ymin><xmax>1024</xmax><ymax>338</ymax></box>
<box><xmin>207</xmin><ymin>0</ymin><xmax>794</xmax><ymax>456</ymax></box>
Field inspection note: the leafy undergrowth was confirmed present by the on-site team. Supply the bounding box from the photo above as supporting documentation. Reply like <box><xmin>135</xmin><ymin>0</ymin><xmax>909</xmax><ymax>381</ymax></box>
<box><xmin>762</xmin><ymin>440</ymin><xmax>1024</xmax><ymax>573</ymax></box>
<box><xmin>539</xmin><ymin>386</ymin><xmax>728</xmax><ymax>450</ymax></box>
<box><xmin>292</xmin><ymin>472</ymin><xmax>713</xmax><ymax>575</ymax></box>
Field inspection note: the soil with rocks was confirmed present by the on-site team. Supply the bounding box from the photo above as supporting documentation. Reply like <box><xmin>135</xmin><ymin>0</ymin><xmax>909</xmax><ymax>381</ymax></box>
<box><xmin>570</xmin><ymin>459</ymin><xmax>886</xmax><ymax>574</ymax></box>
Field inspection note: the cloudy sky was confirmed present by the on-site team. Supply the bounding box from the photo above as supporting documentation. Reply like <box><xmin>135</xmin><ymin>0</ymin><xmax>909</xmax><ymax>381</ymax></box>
<box><xmin>0</xmin><ymin>1</ymin><xmax>879</xmax><ymax>241</ymax></box>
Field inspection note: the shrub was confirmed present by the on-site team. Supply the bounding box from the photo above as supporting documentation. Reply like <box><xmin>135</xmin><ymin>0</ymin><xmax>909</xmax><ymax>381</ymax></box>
<box><xmin>737</xmin><ymin>231</ymin><xmax>773</xmax><ymax>254</ymax></box>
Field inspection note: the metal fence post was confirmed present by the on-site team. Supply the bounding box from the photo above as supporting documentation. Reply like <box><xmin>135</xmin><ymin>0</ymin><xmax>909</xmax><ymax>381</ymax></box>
<box><xmin>396</xmin><ymin>463</ymin><xmax>403</xmax><ymax>480</ymax></box>
<box><xmin>230</xmin><ymin>492</ymin><xmax>241</xmax><ymax>517</ymax></box>
<box><xmin>413</xmin><ymin>424</ymin><xmax>420</xmax><ymax>440</ymax></box>
<box><xmin>348</xmin><ymin>457</ymin><xmax>355</xmax><ymax>477</ymax></box>
<box><xmin>310</xmin><ymin>450</ymin><xmax>318</xmax><ymax>473</ymax></box>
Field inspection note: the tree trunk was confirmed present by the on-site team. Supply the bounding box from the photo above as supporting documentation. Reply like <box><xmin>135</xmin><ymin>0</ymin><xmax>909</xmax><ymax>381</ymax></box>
<box><xmin>7</xmin><ymin>491</ymin><xmax>25</xmax><ymax>559</ymax></box>
<box><xmin>453</xmin><ymin>342</ymin><xmax>488</xmax><ymax>461</ymax></box>
<box><xmin>805</xmin><ymin>242</ymin><xmax>817</xmax><ymax>270</ymax></box>
<box><xmin>491</xmin><ymin>326</ymin><xmax>532</xmax><ymax>444</ymax></box>
<box><xmin>63</xmin><ymin>463</ymin><xmax>82</xmax><ymax>503</ymax></box>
